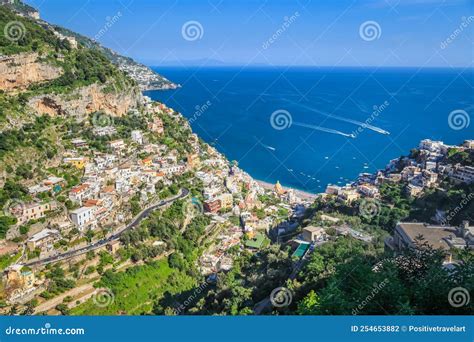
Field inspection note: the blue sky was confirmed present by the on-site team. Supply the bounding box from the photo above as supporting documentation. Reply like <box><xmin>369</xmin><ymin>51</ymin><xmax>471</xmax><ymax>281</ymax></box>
<box><xmin>25</xmin><ymin>0</ymin><xmax>473</xmax><ymax>67</ymax></box>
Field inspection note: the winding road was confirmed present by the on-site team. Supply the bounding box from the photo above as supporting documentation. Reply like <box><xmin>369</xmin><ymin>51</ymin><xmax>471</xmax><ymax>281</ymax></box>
<box><xmin>23</xmin><ymin>188</ymin><xmax>189</xmax><ymax>267</ymax></box>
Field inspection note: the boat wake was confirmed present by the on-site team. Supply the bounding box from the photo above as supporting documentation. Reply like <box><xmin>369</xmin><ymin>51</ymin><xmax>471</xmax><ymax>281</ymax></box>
<box><xmin>293</xmin><ymin>121</ymin><xmax>355</xmax><ymax>138</ymax></box>
<box><xmin>286</xmin><ymin>100</ymin><xmax>390</xmax><ymax>135</ymax></box>
<box><xmin>259</xmin><ymin>141</ymin><xmax>277</xmax><ymax>151</ymax></box>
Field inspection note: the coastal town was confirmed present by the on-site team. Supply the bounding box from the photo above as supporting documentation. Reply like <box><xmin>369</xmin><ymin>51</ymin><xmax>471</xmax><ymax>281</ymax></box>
<box><xmin>323</xmin><ymin>139</ymin><xmax>474</xmax><ymax>263</ymax></box>
<box><xmin>0</xmin><ymin>0</ymin><xmax>472</xmax><ymax>317</ymax></box>
<box><xmin>0</xmin><ymin>87</ymin><xmax>316</xmax><ymax>311</ymax></box>
<box><xmin>1</xmin><ymin>97</ymin><xmax>472</xmax><ymax>311</ymax></box>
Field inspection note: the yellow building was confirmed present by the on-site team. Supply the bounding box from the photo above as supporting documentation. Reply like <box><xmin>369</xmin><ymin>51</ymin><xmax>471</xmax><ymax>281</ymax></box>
<box><xmin>64</xmin><ymin>157</ymin><xmax>87</xmax><ymax>169</ymax></box>
<box><xmin>187</xmin><ymin>153</ymin><xmax>201</xmax><ymax>169</ymax></box>
<box><xmin>141</xmin><ymin>157</ymin><xmax>153</xmax><ymax>167</ymax></box>
<box><xmin>275</xmin><ymin>181</ymin><xmax>285</xmax><ymax>195</ymax></box>
<box><xmin>218</xmin><ymin>193</ymin><xmax>233</xmax><ymax>209</ymax></box>
<box><xmin>338</xmin><ymin>189</ymin><xmax>360</xmax><ymax>204</ymax></box>
<box><xmin>4</xmin><ymin>264</ymin><xmax>35</xmax><ymax>292</ymax></box>
<box><xmin>13</xmin><ymin>202</ymin><xmax>53</xmax><ymax>226</ymax></box>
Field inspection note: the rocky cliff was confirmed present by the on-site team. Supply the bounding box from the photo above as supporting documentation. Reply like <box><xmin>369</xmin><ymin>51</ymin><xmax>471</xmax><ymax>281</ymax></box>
<box><xmin>28</xmin><ymin>82</ymin><xmax>142</xmax><ymax>118</ymax></box>
<box><xmin>0</xmin><ymin>53</ymin><xmax>62</xmax><ymax>91</ymax></box>
<box><xmin>0</xmin><ymin>51</ymin><xmax>141</xmax><ymax>119</ymax></box>
<box><xmin>1</xmin><ymin>0</ymin><xmax>177</xmax><ymax>91</ymax></box>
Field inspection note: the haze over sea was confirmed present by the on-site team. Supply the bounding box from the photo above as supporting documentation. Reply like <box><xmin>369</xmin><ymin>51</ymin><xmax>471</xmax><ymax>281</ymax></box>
<box><xmin>147</xmin><ymin>66</ymin><xmax>473</xmax><ymax>194</ymax></box>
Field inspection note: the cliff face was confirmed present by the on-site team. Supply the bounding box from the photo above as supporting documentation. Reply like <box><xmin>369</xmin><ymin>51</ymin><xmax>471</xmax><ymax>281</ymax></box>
<box><xmin>0</xmin><ymin>2</ymin><xmax>157</xmax><ymax>126</ymax></box>
<box><xmin>0</xmin><ymin>52</ymin><xmax>141</xmax><ymax>121</ymax></box>
<box><xmin>0</xmin><ymin>53</ymin><xmax>62</xmax><ymax>91</ymax></box>
<box><xmin>1</xmin><ymin>1</ymin><xmax>177</xmax><ymax>91</ymax></box>
<box><xmin>28</xmin><ymin>83</ymin><xmax>142</xmax><ymax>118</ymax></box>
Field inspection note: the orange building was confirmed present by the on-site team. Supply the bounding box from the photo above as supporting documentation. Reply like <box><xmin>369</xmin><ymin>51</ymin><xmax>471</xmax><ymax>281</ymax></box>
<box><xmin>204</xmin><ymin>199</ymin><xmax>221</xmax><ymax>213</ymax></box>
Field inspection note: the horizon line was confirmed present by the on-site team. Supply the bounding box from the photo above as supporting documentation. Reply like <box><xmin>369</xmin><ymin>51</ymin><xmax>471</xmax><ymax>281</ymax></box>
<box><xmin>149</xmin><ymin>64</ymin><xmax>474</xmax><ymax>70</ymax></box>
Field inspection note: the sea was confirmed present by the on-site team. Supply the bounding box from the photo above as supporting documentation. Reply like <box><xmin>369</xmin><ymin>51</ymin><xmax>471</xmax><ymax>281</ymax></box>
<box><xmin>146</xmin><ymin>66</ymin><xmax>473</xmax><ymax>194</ymax></box>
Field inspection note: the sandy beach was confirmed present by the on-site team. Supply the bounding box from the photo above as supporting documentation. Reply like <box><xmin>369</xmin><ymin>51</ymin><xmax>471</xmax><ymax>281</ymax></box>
<box><xmin>256</xmin><ymin>180</ymin><xmax>319</xmax><ymax>201</ymax></box>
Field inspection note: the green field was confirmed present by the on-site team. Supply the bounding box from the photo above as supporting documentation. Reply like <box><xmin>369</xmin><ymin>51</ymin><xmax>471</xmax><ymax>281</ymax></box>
<box><xmin>71</xmin><ymin>260</ymin><xmax>196</xmax><ymax>315</ymax></box>
<box><xmin>0</xmin><ymin>251</ymin><xmax>22</xmax><ymax>271</ymax></box>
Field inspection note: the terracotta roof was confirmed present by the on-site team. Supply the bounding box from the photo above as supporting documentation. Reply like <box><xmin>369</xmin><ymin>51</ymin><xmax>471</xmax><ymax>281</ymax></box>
<box><xmin>84</xmin><ymin>199</ymin><xmax>100</xmax><ymax>207</ymax></box>
<box><xmin>70</xmin><ymin>184</ymin><xmax>90</xmax><ymax>193</ymax></box>
<box><xmin>101</xmin><ymin>185</ymin><xmax>115</xmax><ymax>193</ymax></box>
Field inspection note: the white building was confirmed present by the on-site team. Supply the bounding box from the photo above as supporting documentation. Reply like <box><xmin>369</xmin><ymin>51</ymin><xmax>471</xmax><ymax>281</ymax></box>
<box><xmin>69</xmin><ymin>183</ymin><xmax>92</xmax><ymax>204</ymax></box>
<box><xmin>71</xmin><ymin>138</ymin><xmax>88</xmax><ymax>148</ymax></box>
<box><xmin>70</xmin><ymin>207</ymin><xmax>95</xmax><ymax>230</ymax></box>
<box><xmin>419</xmin><ymin>139</ymin><xmax>450</xmax><ymax>155</ymax></box>
<box><xmin>357</xmin><ymin>184</ymin><xmax>380</xmax><ymax>198</ymax></box>
<box><xmin>159</xmin><ymin>164</ymin><xmax>186</xmax><ymax>176</ymax></box>
<box><xmin>131</xmin><ymin>130</ymin><xmax>144</xmax><ymax>145</ymax></box>
<box><xmin>450</xmin><ymin>165</ymin><xmax>474</xmax><ymax>184</ymax></box>
<box><xmin>108</xmin><ymin>139</ymin><xmax>126</xmax><ymax>150</ymax></box>
<box><xmin>204</xmin><ymin>186</ymin><xmax>222</xmax><ymax>200</ymax></box>
<box><xmin>27</xmin><ymin>229</ymin><xmax>59</xmax><ymax>250</ymax></box>
<box><xmin>464</xmin><ymin>140</ymin><xmax>474</xmax><ymax>150</ymax></box>
<box><xmin>93</xmin><ymin>126</ymin><xmax>117</xmax><ymax>136</ymax></box>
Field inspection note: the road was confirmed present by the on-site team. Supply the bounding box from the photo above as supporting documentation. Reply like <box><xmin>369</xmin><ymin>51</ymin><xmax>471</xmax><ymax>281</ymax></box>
<box><xmin>23</xmin><ymin>188</ymin><xmax>189</xmax><ymax>267</ymax></box>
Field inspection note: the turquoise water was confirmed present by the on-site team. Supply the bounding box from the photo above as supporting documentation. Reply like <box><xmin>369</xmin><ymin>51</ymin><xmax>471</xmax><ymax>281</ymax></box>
<box><xmin>147</xmin><ymin>67</ymin><xmax>473</xmax><ymax>193</ymax></box>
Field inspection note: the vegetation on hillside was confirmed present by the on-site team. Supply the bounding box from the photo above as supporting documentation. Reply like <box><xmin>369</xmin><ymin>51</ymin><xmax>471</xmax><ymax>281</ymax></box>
<box><xmin>71</xmin><ymin>260</ymin><xmax>195</xmax><ymax>315</ymax></box>
<box><xmin>296</xmin><ymin>239</ymin><xmax>473</xmax><ymax>315</ymax></box>
<box><xmin>0</xmin><ymin>6</ymin><xmax>58</xmax><ymax>55</ymax></box>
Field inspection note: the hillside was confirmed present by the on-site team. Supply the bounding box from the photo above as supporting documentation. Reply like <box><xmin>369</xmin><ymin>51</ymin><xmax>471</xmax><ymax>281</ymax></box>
<box><xmin>0</xmin><ymin>0</ymin><xmax>178</xmax><ymax>91</ymax></box>
<box><xmin>0</xmin><ymin>1</ymin><xmax>471</xmax><ymax>318</ymax></box>
<box><xmin>50</xmin><ymin>26</ymin><xmax>179</xmax><ymax>91</ymax></box>
<box><xmin>0</xmin><ymin>0</ymin><xmax>38</xmax><ymax>18</ymax></box>
<box><xmin>0</xmin><ymin>4</ymin><xmax>142</xmax><ymax>170</ymax></box>
<box><xmin>0</xmin><ymin>3</ymin><xmax>216</xmax><ymax>315</ymax></box>
<box><xmin>0</xmin><ymin>3</ymin><xmax>197</xmax><ymax>244</ymax></box>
